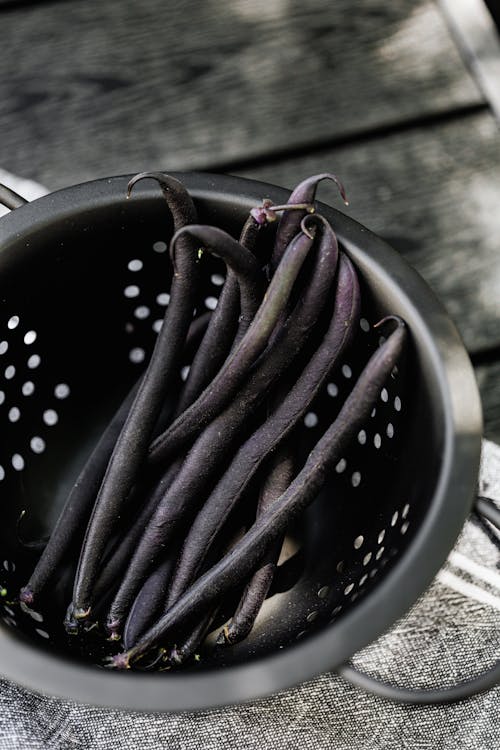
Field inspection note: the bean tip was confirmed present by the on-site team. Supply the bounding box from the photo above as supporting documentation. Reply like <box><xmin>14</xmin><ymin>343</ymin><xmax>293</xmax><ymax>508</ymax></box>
<box><xmin>373</xmin><ymin>315</ymin><xmax>405</xmax><ymax>332</ymax></box>
<box><xmin>106</xmin><ymin>652</ymin><xmax>130</xmax><ymax>670</ymax></box>
<box><xmin>300</xmin><ymin>215</ymin><xmax>317</xmax><ymax>240</ymax></box>
<box><xmin>73</xmin><ymin>605</ymin><xmax>92</xmax><ymax>621</ymax></box>
<box><xmin>19</xmin><ymin>586</ymin><xmax>34</xmax><ymax>606</ymax></box>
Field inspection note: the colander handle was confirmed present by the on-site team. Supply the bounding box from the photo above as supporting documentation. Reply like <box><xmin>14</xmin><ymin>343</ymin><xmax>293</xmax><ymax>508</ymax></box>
<box><xmin>0</xmin><ymin>182</ymin><xmax>28</xmax><ymax>211</ymax></box>
<box><xmin>337</xmin><ymin>495</ymin><xmax>500</xmax><ymax>705</ymax></box>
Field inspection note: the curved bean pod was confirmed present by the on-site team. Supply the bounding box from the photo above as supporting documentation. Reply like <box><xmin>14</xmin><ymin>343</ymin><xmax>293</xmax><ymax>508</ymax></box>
<box><xmin>147</xmin><ymin>220</ymin><xmax>319</xmax><ymax>467</ymax></box>
<box><xmin>166</xmin><ymin>250</ymin><xmax>358</xmax><ymax>607</ymax></box>
<box><xmin>106</xmin><ymin>220</ymin><xmax>336</xmax><ymax>636</ymax></box>
<box><xmin>110</xmin><ymin>316</ymin><xmax>407</xmax><ymax>668</ymax></box>
<box><xmin>220</xmin><ymin>448</ymin><xmax>294</xmax><ymax>645</ymax></box>
<box><xmin>71</xmin><ymin>173</ymin><xmax>199</xmax><ymax>621</ymax></box>
<box><xmin>272</xmin><ymin>173</ymin><xmax>347</xmax><ymax>268</ymax></box>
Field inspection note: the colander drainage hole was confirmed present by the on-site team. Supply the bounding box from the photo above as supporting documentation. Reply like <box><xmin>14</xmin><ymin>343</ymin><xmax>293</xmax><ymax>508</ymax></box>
<box><xmin>27</xmin><ymin>354</ymin><xmax>40</xmax><ymax>370</ymax></box>
<box><xmin>124</xmin><ymin>285</ymin><xmax>140</xmax><ymax>299</ymax></box>
<box><xmin>362</xmin><ymin>552</ymin><xmax>372</xmax><ymax>566</ymax></box>
<box><xmin>351</xmin><ymin>471</ymin><xmax>361</xmax><ymax>487</ymax></box>
<box><xmin>380</xmin><ymin>387</ymin><xmax>389</xmax><ymax>403</ymax></box>
<box><xmin>134</xmin><ymin>306</ymin><xmax>150</xmax><ymax>320</ymax></box>
<box><xmin>8</xmin><ymin>406</ymin><xmax>20</xmax><ymax>422</ymax></box>
<box><xmin>304</xmin><ymin>412</ymin><xmax>318</xmax><ymax>428</ymax></box>
<box><xmin>20</xmin><ymin>602</ymin><xmax>44</xmax><ymax>622</ymax></box>
<box><xmin>181</xmin><ymin>366</ymin><xmax>190</xmax><ymax>382</ymax></box>
<box><xmin>342</xmin><ymin>364</ymin><xmax>352</xmax><ymax>379</ymax></box>
<box><xmin>157</xmin><ymin>293</ymin><xmax>170</xmax><ymax>306</ymax></box>
<box><xmin>327</xmin><ymin>383</ymin><xmax>338</xmax><ymax>397</ymax></box>
<box><xmin>30</xmin><ymin>436</ymin><xmax>46</xmax><ymax>454</ymax></box>
<box><xmin>129</xmin><ymin>347</ymin><xmax>146</xmax><ymax>364</ymax></box>
<box><xmin>4</xmin><ymin>365</ymin><xmax>15</xmax><ymax>380</ymax></box>
<box><xmin>11</xmin><ymin>454</ymin><xmax>24</xmax><ymax>471</ymax></box>
<box><xmin>7</xmin><ymin>316</ymin><xmax>19</xmax><ymax>330</ymax></box>
<box><xmin>204</xmin><ymin>296</ymin><xmax>218</xmax><ymax>311</ymax></box>
<box><xmin>359</xmin><ymin>318</ymin><xmax>370</xmax><ymax>332</ymax></box>
<box><xmin>353</xmin><ymin>535</ymin><xmax>364</xmax><ymax>549</ymax></box>
<box><xmin>128</xmin><ymin>259</ymin><xmax>143</xmax><ymax>272</ymax></box>
<box><xmin>152</xmin><ymin>320</ymin><xmax>163</xmax><ymax>333</ymax></box>
<box><xmin>335</xmin><ymin>458</ymin><xmax>347</xmax><ymax>474</ymax></box>
<box><xmin>0</xmin><ymin>465</ymin><xmax>4</xmax><ymax>481</ymax></box>
<box><xmin>54</xmin><ymin>383</ymin><xmax>70</xmax><ymax>400</ymax></box>
<box><xmin>22</xmin><ymin>381</ymin><xmax>35</xmax><ymax>396</ymax></box>
<box><xmin>357</xmin><ymin>429</ymin><xmax>366</xmax><ymax>445</ymax></box>
<box><xmin>43</xmin><ymin>409</ymin><xmax>58</xmax><ymax>427</ymax></box>
<box><xmin>0</xmin><ymin>341</ymin><xmax>8</xmax><ymax>355</ymax></box>
<box><xmin>344</xmin><ymin>583</ymin><xmax>354</xmax><ymax>596</ymax></box>
<box><xmin>391</xmin><ymin>511</ymin><xmax>399</xmax><ymax>527</ymax></box>
<box><xmin>153</xmin><ymin>241</ymin><xmax>167</xmax><ymax>253</ymax></box>
<box><xmin>386</xmin><ymin>422</ymin><xmax>394</xmax><ymax>438</ymax></box>
<box><xmin>23</xmin><ymin>330</ymin><xmax>36</xmax><ymax>345</ymax></box>
<box><xmin>377</xmin><ymin>530</ymin><xmax>385</xmax><ymax>544</ymax></box>
<box><xmin>211</xmin><ymin>273</ymin><xmax>225</xmax><ymax>287</ymax></box>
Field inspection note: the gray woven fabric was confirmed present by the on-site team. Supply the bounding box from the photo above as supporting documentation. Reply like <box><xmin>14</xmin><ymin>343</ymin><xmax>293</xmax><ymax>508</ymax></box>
<box><xmin>0</xmin><ymin>439</ymin><xmax>498</xmax><ymax>749</ymax></box>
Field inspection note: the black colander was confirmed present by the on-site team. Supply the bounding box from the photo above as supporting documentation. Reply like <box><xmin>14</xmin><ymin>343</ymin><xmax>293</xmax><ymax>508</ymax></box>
<box><xmin>0</xmin><ymin>172</ymin><xmax>485</xmax><ymax>711</ymax></box>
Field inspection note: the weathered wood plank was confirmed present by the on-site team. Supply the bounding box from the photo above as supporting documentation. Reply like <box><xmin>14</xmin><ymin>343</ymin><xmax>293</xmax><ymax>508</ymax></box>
<box><xmin>475</xmin><ymin>361</ymin><xmax>500</xmax><ymax>444</ymax></box>
<box><xmin>439</xmin><ymin>0</ymin><xmax>500</xmax><ymax>122</ymax></box>
<box><xmin>0</xmin><ymin>0</ymin><xmax>482</xmax><ymax>188</ymax></box>
<box><xmin>241</xmin><ymin>110</ymin><xmax>500</xmax><ymax>354</ymax></box>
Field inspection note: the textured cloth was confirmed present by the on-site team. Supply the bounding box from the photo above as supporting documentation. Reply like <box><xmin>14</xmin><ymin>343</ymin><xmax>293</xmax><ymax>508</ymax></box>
<box><xmin>0</xmin><ymin>440</ymin><xmax>498</xmax><ymax>749</ymax></box>
<box><xmin>0</xmin><ymin>173</ymin><xmax>498</xmax><ymax>748</ymax></box>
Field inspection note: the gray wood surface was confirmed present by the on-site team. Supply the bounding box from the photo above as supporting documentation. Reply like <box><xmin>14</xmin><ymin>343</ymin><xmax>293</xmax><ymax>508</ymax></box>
<box><xmin>242</xmin><ymin>109</ymin><xmax>500</xmax><ymax>355</ymax></box>
<box><xmin>0</xmin><ymin>0</ymin><xmax>482</xmax><ymax>189</ymax></box>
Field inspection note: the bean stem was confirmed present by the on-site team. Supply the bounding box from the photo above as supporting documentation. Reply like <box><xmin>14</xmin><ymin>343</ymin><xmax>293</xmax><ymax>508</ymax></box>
<box><xmin>147</xmin><ymin>219</ymin><xmax>320</xmax><ymax>467</ymax></box>
<box><xmin>272</xmin><ymin>173</ymin><xmax>347</xmax><ymax>268</ymax></box>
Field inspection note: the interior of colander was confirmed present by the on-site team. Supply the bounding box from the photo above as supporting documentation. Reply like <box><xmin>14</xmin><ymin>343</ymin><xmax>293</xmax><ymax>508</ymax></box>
<box><xmin>0</xmin><ymin>187</ymin><xmax>441</xmax><ymax>672</ymax></box>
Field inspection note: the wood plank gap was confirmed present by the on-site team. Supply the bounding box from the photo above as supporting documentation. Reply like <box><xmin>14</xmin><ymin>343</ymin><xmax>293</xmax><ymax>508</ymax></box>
<box><xmin>205</xmin><ymin>102</ymin><xmax>489</xmax><ymax>174</ymax></box>
<box><xmin>438</xmin><ymin>0</ymin><xmax>500</xmax><ymax>122</ymax></box>
<box><xmin>471</xmin><ymin>345</ymin><xmax>500</xmax><ymax>368</ymax></box>
<box><xmin>0</xmin><ymin>0</ymin><xmax>71</xmax><ymax>12</ymax></box>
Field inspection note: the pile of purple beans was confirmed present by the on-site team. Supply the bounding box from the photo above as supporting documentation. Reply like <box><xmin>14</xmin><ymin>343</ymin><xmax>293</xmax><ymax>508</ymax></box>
<box><xmin>19</xmin><ymin>172</ymin><xmax>406</xmax><ymax>670</ymax></box>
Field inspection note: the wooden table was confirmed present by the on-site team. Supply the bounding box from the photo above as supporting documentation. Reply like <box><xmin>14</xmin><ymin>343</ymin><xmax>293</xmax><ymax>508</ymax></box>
<box><xmin>1</xmin><ymin>0</ymin><xmax>500</xmax><ymax>440</ymax></box>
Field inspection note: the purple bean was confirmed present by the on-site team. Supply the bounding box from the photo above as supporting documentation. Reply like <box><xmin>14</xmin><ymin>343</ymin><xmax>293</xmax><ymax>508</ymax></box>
<box><xmin>165</xmin><ymin>250</ymin><xmax>358</xmax><ymax>607</ymax></box>
<box><xmin>106</xmin><ymin>219</ymin><xmax>336</xmax><ymax>636</ymax></box>
<box><xmin>272</xmin><ymin>173</ymin><xmax>348</xmax><ymax>268</ymax></box>
<box><xmin>147</xmin><ymin>218</ymin><xmax>320</xmax><ymax>467</ymax></box>
<box><xmin>220</xmin><ymin>448</ymin><xmax>294</xmax><ymax>645</ymax></box>
<box><xmin>123</xmin><ymin>553</ymin><xmax>177</xmax><ymax>650</ymax></box>
<box><xmin>71</xmin><ymin>173</ymin><xmax>199</xmax><ymax>621</ymax></box>
<box><xmin>110</xmin><ymin>316</ymin><xmax>406</xmax><ymax>668</ymax></box>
